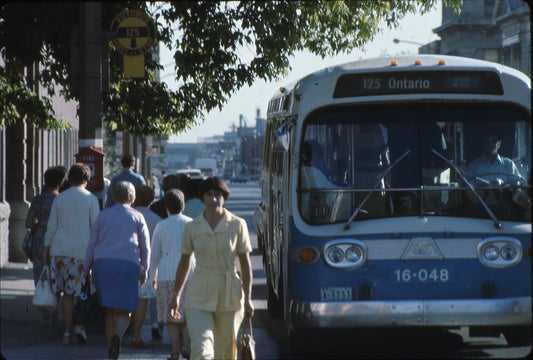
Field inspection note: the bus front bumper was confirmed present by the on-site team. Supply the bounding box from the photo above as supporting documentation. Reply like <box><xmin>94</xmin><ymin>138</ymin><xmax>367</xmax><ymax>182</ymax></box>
<box><xmin>290</xmin><ymin>297</ymin><xmax>531</xmax><ymax>328</ymax></box>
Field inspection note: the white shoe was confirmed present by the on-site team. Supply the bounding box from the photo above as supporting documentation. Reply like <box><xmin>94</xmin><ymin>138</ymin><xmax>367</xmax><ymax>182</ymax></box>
<box><xmin>74</xmin><ymin>325</ymin><xmax>87</xmax><ymax>344</ymax></box>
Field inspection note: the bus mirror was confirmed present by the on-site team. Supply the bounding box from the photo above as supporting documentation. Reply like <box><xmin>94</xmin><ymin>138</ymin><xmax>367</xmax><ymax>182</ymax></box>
<box><xmin>272</xmin><ymin>130</ymin><xmax>289</xmax><ymax>152</ymax></box>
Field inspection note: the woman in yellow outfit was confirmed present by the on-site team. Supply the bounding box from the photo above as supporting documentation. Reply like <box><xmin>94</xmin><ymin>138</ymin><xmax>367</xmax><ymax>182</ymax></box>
<box><xmin>171</xmin><ymin>176</ymin><xmax>254</xmax><ymax>360</ymax></box>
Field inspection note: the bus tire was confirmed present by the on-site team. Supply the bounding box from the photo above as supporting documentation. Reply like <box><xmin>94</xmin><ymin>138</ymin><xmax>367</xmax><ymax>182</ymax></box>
<box><xmin>502</xmin><ymin>326</ymin><xmax>532</xmax><ymax>347</ymax></box>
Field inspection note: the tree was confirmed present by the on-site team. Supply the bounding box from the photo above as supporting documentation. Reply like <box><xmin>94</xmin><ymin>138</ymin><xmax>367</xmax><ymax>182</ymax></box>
<box><xmin>1</xmin><ymin>1</ymin><xmax>460</xmax><ymax>136</ymax></box>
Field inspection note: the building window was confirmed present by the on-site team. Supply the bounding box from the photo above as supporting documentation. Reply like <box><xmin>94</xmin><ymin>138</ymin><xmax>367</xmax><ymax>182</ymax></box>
<box><xmin>501</xmin><ymin>43</ymin><xmax>521</xmax><ymax>70</ymax></box>
<box><xmin>484</xmin><ymin>48</ymin><xmax>499</xmax><ymax>63</ymax></box>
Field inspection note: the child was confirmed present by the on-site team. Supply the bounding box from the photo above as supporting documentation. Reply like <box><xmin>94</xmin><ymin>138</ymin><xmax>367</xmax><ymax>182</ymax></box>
<box><xmin>149</xmin><ymin>189</ymin><xmax>193</xmax><ymax>360</ymax></box>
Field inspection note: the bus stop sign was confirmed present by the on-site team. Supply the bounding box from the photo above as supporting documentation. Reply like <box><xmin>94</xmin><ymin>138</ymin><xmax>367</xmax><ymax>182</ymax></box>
<box><xmin>110</xmin><ymin>9</ymin><xmax>156</xmax><ymax>78</ymax></box>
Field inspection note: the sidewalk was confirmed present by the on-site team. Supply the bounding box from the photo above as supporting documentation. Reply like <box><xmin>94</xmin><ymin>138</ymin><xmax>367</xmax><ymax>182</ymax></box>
<box><xmin>1</xmin><ymin>262</ymin><xmax>169</xmax><ymax>359</ymax></box>
<box><xmin>1</xmin><ymin>261</ymin><xmax>275</xmax><ymax>360</ymax></box>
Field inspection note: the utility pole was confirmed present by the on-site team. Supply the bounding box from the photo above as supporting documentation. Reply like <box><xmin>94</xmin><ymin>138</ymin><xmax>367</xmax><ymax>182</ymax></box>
<box><xmin>77</xmin><ymin>3</ymin><xmax>105</xmax><ymax>193</ymax></box>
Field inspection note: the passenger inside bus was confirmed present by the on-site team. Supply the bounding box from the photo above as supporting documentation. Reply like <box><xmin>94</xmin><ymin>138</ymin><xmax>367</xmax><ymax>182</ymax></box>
<box><xmin>467</xmin><ymin>128</ymin><xmax>522</xmax><ymax>186</ymax></box>
<box><xmin>354</xmin><ymin>124</ymin><xmax>390</xmax><ymax>188</ymax></box>
<box><xmin>300</xmin><ymin>140</ymin><xmax>337</xmax><ymax>189</ymax></box>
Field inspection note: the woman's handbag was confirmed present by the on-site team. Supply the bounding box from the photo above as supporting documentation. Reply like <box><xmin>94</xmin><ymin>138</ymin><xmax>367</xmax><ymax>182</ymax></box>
<box><xmin>33</xmin><ymin>266</ymin><xmax>57</xmax><ymax>310</ymax></box>
<box><xmin>239</xmin><ymin>314</ymin><xmax>256</xmax><ymax>360</ymax></box>
<box><xmin>22</xmin><ymin>228</ymin><xmax>34</xmax><ymax>260</ymax></box>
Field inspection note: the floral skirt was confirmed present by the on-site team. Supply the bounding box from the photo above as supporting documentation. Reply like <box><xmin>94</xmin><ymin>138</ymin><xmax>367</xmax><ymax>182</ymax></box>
<box><xmin>157</xmin><ymin>280</ymin><xmax>186</xmax><ymax>324</ymax></box>
<box><xmin>50</xmin><ymin>256</ymin><xmax>85</xmax><ymax>296</ymax></box>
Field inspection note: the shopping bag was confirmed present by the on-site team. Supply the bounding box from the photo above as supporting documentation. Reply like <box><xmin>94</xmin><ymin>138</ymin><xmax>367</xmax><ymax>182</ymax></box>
<box><xmin>33</xmin><ymin>266</ymin><xmax>57</xmax><ymax>310</ymax></box>
<box><xmin>22</xmin><ymin>228</ymin><xmax>34</xmax><ymax>260</ymax></box>
<box><xmin>239</xmin><ymin>315</ymin><xmax>255</xmax><ymax>360</ymax></box>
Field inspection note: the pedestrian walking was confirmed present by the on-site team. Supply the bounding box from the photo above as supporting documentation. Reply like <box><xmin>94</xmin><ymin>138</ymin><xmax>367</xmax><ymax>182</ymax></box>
<box><xmin>170</xmin><ymin>176</ymin><xmax>254</xmax><ymax>360</ymax></box>
<box><xmin>83</xmin><ymin>181</ymin><xmax>151</xmax><ymax>360</ymax></box>
<box><xmin>149</xmin><ymin>189</ymin><xmax>193</xmax><ymax>360</ymax></box>
<box><xmin>43</xmin><ymin>163</ymin><xmax>100</xmax><ymax>345</ymax></box>
<box><xmin>130</xmin><ymin>184</ymin><xmax>162</xmax><ymax>347</ymax></box>
<box><xmin>25</xmin><ymin>166</ymin><xmax>67</xmax><ymax>326</ymax></box>
<box><xmin>105</xmin><ymin>154</ymin><xmax>146</xmax><ymax>208</ymax></box>
<box><xmin>181</xmin><ymin>177</ymin><xmax>205</xmax><ymax>219</ymax></box>
<box><xmin>150</xmin><ymin>174</ymin><xmax>181</xmax><ymax>219</ymax></box>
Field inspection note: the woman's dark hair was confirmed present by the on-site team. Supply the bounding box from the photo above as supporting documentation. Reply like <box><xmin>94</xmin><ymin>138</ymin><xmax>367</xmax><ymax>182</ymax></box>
<box><xmin>163</xmin><ymin>189</ymin><xmax>185</xmax><ymax>215</ymax></box>
<box><xmin>44</xmin><ymin>166</ymin><xmax>67</xmax><ymax>189</ymax></box>
<box><xmin>134</xmin><ymin>185</ymin><xmax>154</xmax><ymax>207</ymax></box>
<box><xmin>68</xmin><ymin>163</ymin><xmax>91</xmax><ymax>186</ymax></box>
<box><xmin>199</xmin><ymin>176</ymin><xmax>230</xmax><ymax>201</ymax></box>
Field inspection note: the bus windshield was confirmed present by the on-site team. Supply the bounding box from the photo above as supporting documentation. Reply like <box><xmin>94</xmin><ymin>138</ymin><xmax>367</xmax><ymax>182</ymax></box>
<box><xmin>298</xmin><ymin>103</ymin><xmax>531</xmax><ymax>224</ymax></box>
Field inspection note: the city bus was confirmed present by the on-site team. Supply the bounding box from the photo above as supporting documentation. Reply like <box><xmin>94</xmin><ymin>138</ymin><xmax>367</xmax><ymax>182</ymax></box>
<box><xmin>254</xmin><ymin>55</ymin><xmax>531</xmax><ymax>347</ymax></box>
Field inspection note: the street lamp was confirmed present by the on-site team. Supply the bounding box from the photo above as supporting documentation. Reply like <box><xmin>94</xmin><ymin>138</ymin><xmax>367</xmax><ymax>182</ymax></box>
<box><xmin>393</xmin><ymin>38</ymin><xmax>425</xmax><ymax>46</ymax></box>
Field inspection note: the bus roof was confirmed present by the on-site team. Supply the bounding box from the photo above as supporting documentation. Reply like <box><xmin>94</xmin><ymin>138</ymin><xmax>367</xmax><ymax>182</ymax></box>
<box><xmin>267</xmin><ymin>55</ymin><xmax>530</xmax><ymax>115</ymax></box>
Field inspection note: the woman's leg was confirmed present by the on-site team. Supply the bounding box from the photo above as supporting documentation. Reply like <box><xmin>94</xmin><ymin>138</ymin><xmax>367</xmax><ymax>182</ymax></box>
<box><xmin>115</xmin><ymin>309</ymin><xmax>131</xmax><ymax>340</ymax></box>
<box><xmin>105</xmin><ymin>307</ymin><xmax>131</xmax><ymax>345</ymax></box>
<box><xmin>167</xmin><ymin>321</ymin><xmax>180</xmax><ymax>356</ymax></box>
<box><xmin>213</xmin><ymin>309</ymin><xmax>244</xmax><ymax>360</ymax></box>
<box><xmin>105</xmin><ymin>307</ymin><xmax>116</xmax><ymax>347</ymax></box>
<box><xmin>132</xmin><ymin>298</ymin><xmax>148</xmax><ymax>341</ymax></box>
<box><xmin>63</xmin><ymin>293</ymin><xmax>74</xmax><ymax>334</ymax></box>
<box><xmin>186</xmin><ymin>308</ymin><xmax>215</xmax><ymax>360</ymax></box>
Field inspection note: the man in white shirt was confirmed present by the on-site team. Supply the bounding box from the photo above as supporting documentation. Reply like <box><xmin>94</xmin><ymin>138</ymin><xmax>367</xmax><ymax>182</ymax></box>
<box><xmin>467</xmin><ymin>128</ymin><xmax>521</xmax><ymax>186</ymax></box>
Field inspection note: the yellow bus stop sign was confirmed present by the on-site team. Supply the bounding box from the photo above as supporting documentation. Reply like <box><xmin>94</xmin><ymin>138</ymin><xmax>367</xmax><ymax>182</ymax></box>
<box><xmin>110</xmin><ymin>9</ymin><xmax>156</xmax><ymax>78</ymax></box>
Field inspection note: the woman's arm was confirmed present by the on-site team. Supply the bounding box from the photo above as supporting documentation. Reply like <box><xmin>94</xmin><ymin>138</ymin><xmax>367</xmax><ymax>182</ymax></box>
<box><xmin>238</xmin><ymin>252</ymin><xmax>254</xmax><ymax>316</ymax></box>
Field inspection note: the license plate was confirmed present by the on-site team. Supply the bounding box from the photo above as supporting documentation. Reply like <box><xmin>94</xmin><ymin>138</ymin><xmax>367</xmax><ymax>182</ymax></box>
<box><xmin>390</xmin><ymin>267</ymin><xmax>454</xmax><ymax>284</ymax></box>
<box><xmin>320</xmin><ymin>287</ymin><xmax>352</xmax><ymax>301</ymax></box>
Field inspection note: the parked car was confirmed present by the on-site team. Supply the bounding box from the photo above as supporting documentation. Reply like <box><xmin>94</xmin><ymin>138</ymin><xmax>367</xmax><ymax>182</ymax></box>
<box><xmin>177</xmin><ymin>168</ymin><xmax>203</xmax><ymax>179</ymax></box>
<box><xmin>230</xmin><ymin>174</ymin><xmax>248</xmax><ymax>184</ymax></box>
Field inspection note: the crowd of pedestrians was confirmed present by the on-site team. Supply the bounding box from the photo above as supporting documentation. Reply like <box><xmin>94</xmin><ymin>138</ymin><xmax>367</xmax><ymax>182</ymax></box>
<box><xmin>24</xmin><ymin>155</ymin><xmax>253</xmax><ymax>360</ymax></box>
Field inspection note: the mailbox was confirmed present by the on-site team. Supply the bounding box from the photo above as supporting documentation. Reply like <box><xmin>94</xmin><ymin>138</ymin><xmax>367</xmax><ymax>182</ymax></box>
<box><xmin>75</xmin><ymin>146</ymin><xmax>105</xmax><ymax>192</ymax></box>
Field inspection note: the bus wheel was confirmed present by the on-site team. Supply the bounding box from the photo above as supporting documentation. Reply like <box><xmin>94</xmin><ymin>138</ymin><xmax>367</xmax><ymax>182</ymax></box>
<box><xmin>266</xmin><ymin>276</ymin><xmax>283</xmax><ymax>318</ymax></box>
<box><xmin>502</xmin><ymin>326</ymin><xmax>532</xmax><ymax>346</ymax></box>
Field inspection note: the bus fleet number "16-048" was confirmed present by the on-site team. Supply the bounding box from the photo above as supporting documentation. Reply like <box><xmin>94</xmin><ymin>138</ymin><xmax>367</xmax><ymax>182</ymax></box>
<box><xmin>392</xmin><ymin>268</ymin><xmax>453</xmax><ymax>284</ymax></box>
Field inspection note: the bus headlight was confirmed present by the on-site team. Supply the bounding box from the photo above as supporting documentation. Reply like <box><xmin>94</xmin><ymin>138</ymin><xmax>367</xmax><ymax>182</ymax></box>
<box><xmin>500</xmin><ymin>245</ymin><xmax>518</xmax><ymax>261</ymax></box>
<box><xmin>327</xmin><ymin>247</ymin><xmax>344</xmax><ymax>263</ymax></box>
<box><xmin>477</xmin><ymin>237</ymin><xmax>523</xmax><ymax>268</ymax></box>
<box><xmin>345</xmin><ymin>246</ymin><xmax>363</xmax><ymax>263</ymax></box>
<box><xmin>483</xmin><ymin>245</ymin><xmax>499</xmax><ymax>261</ymax></box>
<box><xmin>324</xmin><ymin>239</ymin><xmax>367</xmax><ymax>269</ymax></box>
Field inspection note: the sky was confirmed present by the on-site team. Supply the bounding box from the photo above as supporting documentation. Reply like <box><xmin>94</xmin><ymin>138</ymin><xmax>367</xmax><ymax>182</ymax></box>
<box><xmin>163</xmin><ymin>4</ymin><xmax>442</xmax><ymax>144</ymax></box>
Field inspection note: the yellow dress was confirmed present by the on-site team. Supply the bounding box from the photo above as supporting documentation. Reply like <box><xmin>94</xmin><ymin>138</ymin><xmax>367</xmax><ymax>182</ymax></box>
<box><xmin>181</xmin><ymin>209</ymin><xmax>252</xmax><ymax>359</ymax></box>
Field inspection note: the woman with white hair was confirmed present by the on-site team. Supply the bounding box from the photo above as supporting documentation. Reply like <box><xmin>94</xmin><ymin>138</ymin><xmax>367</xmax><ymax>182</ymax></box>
<box><xmin>83</xmin><ymin>181</ymin><xmax>151</xmax><ymax>360</ymax></box>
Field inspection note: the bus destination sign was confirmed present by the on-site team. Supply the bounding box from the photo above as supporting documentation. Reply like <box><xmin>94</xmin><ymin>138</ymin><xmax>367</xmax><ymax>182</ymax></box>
<box><xmin>333</xmin><ymin>71</ymin><xmax>504</xmax><ymax>98</ymax></box>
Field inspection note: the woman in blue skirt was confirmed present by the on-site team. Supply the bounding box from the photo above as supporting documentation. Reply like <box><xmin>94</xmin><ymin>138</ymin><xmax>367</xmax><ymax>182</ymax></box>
<box><xmin>83</xmin><ymin>181</ymin><xmax>151</xmax><ymax>359</ymax></box>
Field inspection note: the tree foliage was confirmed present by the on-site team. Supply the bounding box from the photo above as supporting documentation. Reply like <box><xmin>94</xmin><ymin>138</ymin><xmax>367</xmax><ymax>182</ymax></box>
<box><xmin>1</xmin><ymin>1</ymin><xmax>461</xmax><ymax>135</ymax></box>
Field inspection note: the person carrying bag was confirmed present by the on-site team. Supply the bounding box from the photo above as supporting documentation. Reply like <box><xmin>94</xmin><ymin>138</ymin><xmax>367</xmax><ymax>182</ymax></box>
<box><xmin>239</xmin><ymin>314</ymin><xmax>255</xmax><ymax>360</ymax></box>
<box><xmin>33</xmin><ymin>266</ymin><xmax>58</xmax><ymax>311</ymax></box>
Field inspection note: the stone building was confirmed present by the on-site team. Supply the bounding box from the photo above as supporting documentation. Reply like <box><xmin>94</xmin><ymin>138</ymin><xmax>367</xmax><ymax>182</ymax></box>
<box><xmin>427</xmin><ymin>0</ymin><xmax>530</xmax><ymax>76</ymax></box>
<box><xmin>1</xmin><ymin>57</ymin><xmax>79</xmax><ymax>266</ymax></box>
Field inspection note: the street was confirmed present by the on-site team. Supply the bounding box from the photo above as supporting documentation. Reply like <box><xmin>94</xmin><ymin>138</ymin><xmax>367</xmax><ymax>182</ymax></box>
<box><xmin>1</xmin><ymin>181</ymin><xmax>531</xmax><ymax>359</ymax></box>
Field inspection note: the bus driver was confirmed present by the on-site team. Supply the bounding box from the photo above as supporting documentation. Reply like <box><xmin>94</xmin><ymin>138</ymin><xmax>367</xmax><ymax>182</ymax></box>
<box><xmin>467</xmin><ymin>128</ymin><xmax>522</xmax><ymax>186</ymax></box>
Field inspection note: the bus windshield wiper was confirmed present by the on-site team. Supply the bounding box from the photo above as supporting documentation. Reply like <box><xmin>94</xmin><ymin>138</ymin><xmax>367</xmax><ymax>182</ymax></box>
<box><xmin>343</xmin><ymin>149</ymin><xmax>411</xmax><ymax>231</ymax></box>
<box><xmin>430</xmin><ymin>148</ymin><xmax>501</xmax><ymax>229</ymax></box>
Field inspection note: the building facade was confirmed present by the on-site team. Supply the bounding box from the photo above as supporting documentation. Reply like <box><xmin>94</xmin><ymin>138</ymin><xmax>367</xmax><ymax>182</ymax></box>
<box><xmin>1</xmin><ymin>58</ymin><xmax>79</xmax><ymax>266</ymax></box>
<box><xmin>430</xmin><ymin>0</ymin><xmax>530</xmax><ymax>76</ymax></box>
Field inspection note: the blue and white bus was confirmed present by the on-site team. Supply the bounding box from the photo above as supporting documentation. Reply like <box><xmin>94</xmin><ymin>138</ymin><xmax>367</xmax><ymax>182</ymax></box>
<box><xmin>254</xmin><ymin>55</ymin><xmax>531</xmax><ymax>346</ymax></box>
